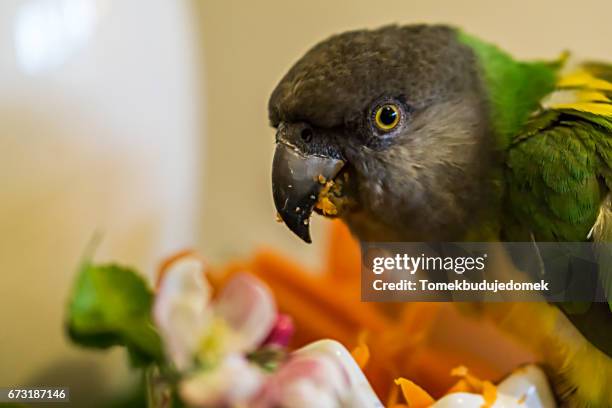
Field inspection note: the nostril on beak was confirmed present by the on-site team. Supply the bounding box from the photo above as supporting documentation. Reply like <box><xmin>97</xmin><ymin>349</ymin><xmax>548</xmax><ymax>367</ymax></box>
<box><xmin>300</xmin><ymin>127</ymin><xmax>313</xmax><ymax>143</ymax></box>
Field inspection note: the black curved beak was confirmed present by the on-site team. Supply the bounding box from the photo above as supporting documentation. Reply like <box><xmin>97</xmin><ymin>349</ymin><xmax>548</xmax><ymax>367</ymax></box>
<box><xmin>272</xmin><ymin>142</ymin><xmax>345</xmax><ymax>243</ymax></box>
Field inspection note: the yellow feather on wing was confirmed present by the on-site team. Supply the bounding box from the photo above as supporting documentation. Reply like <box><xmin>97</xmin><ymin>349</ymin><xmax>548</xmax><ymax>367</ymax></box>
<box><xmin>549</xmin><ymin>65</ymin><xmax>612</xmax><ymax>117</ymax></box>
<box><xmin>557</xmin><ymin>71</ymin><xmax>612</xmax><ymax>92</ymax></box>
<box><xmin>551</xmin><ymin>102</ymin><xmax>612</xmax><ymax>116</ymax></box>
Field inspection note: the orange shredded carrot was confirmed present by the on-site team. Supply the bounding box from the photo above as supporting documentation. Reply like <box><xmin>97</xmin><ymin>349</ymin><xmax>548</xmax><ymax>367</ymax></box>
<box><xmin>325</xmin><ymin>220</ymin><xmax>361</xmax><ymax>282</ymax></box>
<box><xmin>450</xmin><ymin>365</ymin><xmax>485</xmax><ymax>392</ymax></box>
<box><xmin>254</xmin><ymin>274</ymin><xmax>355</xmax><ymax>343</ymax></box>
<box><xmin>399</xmin><ymin>349</ymin><xmax>467</xmax><ymax>396</ymax></box>
<box><xmin>351</xmin><ymin>343</ymin><xmax>370</xmax><ymax>369</ymax></box>
<box><xmin>155</xmin><ymin>249</ymin><xmax>201</xmax><ymax>289</ymax></box>
<box><xmin>450</xmin><ymin>365</ymin><xmax>469</xmax><ymax>377</ymax></box>
<box><xmin>481</xmin><ymin>381</ymin><xmax>498</xmax><ymax>408</ymax></box>
<box><xmin>351</xmin><ymin>331</ymin><xmax>370</xmax><ymax>370</ymax></box>
<box><xmin>386</xmin><ymin>379</ymin><xmax>401</xmax><ymax>407</ymax></box>
<box><xmin>399</xmin><ymin>303</ymin><xmax>443</xmax><ymax>343</ymax></box>
<box><xmin>449</xmin><ymin>365</ymin><xmax>498</xmax><ymax>407</ymax></box>
<box><xmin>445</xmin><ymin>378</ymin><xmax>477</xmax><ymax>394</ymax></box>
<box><xmin>252</xmin><ymin>249</ymin><xmax>391</xmax><ymax>332</ymax></box>
<box><xmin>394</xmin><ymin>378</ymin><xmax>435</xmax><ymax>408</ymax></box>
<box><xmin>351</xmin><ymin>331</ymin><xmax>370</xmax><ymax>369</ymax></box>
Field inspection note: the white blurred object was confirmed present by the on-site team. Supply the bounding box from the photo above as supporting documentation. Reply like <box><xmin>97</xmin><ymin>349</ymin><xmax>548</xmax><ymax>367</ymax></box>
<box><xmin>294</xmin><ymin>340</ymin><xmax>384</xmax><ymax>408</ymax></box>
<box><xmin>433</xmin><ymin>365</ymin><xmax>556</xmax><ymax>408</ymax></box>
<box><xmin>0</xmin><ymin>0</ymin><xmax>203</xmax><ymax>401</ymax></box>
<box><xmin>497</xmin><ymin>365</ymin><xmax>557</xmax><ymax>408</ymax></box>
<box><xmin>15</xmin><ymin>0</ymin><xmax>103</xmax><ymax>75</ymax></box>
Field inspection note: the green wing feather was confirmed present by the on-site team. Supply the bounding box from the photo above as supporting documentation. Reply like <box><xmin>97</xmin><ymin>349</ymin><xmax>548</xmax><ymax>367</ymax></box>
<box><xmin>458</xmin><ymin>31</ymin><xmax>561</xmax><ymax>146</ymax></box>
<box><xmin>502</xmin><ymin>62</ymin><xmax>612</xmax><ymax>356</ymax></box>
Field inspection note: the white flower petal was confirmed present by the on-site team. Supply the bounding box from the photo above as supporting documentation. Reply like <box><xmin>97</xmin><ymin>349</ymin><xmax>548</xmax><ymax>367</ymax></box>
<box><xmin>294</xmin><ymin>340</ymin><xmax>384</xmax><ymax>408</ymax></box>
<box><xmin>432</xmin><ymin>392</ymin><xmax>523</xmax><ymax>408</ymax></box>
<box><xmin>179</xmin><ymin>354</ymin><xmax>264</xmax><ymax>407</ymax></box>
<box><xmin>213</xmin><ymin>273</ymin><xmax>276</xmax><ymax>351</ymax></box>
<box><xmin>498</xmin><ymin>365</ymin><xmax>556</xmax><ymax>408</ymax></box>
<box><xmin>431</xmin><ymin>393</ymin><xmax>485</xmax><ymax>408</ymax></box>
<box><xmin>153</xmin><ymin>257</ymin><xmax>211</xmax><ymax>370</ymax></box>
<box><xmin>281</xmin><ymin>379</ymin><xmax>339</xmax><ymax>408</ymax></box>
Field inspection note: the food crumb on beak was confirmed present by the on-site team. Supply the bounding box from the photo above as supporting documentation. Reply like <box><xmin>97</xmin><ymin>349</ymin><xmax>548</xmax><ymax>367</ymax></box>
<box><xmin>316</xmin><ymin>190</ymin><xmax>338</xmax><ymax>216</ymax></box>
<box><xmin>314</xmin><ymin>172</ymin><xmax>350</xmax><ymax>217</ymax></box>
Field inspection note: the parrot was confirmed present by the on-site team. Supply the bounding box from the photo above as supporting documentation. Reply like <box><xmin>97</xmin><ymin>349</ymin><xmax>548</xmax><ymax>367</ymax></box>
<box><xmin>268</xmin><ymin>25</ymin><xmax>612</xmax><ymax>407</ymax></box>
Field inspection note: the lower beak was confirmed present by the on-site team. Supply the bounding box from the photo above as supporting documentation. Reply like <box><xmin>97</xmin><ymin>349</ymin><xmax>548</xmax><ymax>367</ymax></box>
<box><xmin>272</xmin><ymin>142</ymin><xmax>345</xmax><ymax>243</ymax></box>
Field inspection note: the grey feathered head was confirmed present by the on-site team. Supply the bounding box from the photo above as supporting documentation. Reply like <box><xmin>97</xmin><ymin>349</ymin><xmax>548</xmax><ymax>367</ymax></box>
<box><xmin>269</xmin><ymin>25</ymin><xmax>492</xmax><ymax>242</ymax></box>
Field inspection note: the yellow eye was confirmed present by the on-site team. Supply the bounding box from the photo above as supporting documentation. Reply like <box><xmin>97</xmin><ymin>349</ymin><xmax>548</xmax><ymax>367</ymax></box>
<box><xmin>374</xmin><ymin>104</ymin><xmax>401</xmax><ymax>131</ymax></box>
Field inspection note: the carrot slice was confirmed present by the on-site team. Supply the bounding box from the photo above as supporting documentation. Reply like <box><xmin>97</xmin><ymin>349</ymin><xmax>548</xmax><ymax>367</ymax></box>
<box><xmin>155</xmin><ymin>249</ymin><xmax>202</xmax><ymax>289</ymax></box>
<box><xmin>394</xmin><ymin>378</ymin><xmax>434</xmax><ymax>408</ymax></box>
<box><xmin>449</xmin><ymin>366</ymin><xmax>498</xmax><ymax>407</ymax></box>
<box><xmin>445</xmin><ymin>378</ymin><xmax>477</xmax><ymax>394</ymax></box>
<box><xmin>351</xmin><ymin>333</ymin><xmax>370</xmax><ymax>369</ymax></box>
<box><xmin>325</xmin><ymin>220</ymin><xmax>361</xmax><ymax>282</ymax></box>
<box><xmin>481</xmin><ymin>381</ymin><xmax>498</xmax><ymax>408</ymax></box>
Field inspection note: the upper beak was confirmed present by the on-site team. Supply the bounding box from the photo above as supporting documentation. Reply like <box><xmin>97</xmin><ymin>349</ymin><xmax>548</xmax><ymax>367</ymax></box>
<box><xmin>272</xmin><ymin>142</ymin><xmax>345</xmax><ymax>243</ymax></box>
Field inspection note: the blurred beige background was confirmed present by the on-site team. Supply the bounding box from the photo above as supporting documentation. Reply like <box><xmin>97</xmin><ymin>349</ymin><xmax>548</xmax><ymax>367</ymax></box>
<box><xmin>0</xmin><ymin>0</ymin><xmax>610</xmax><ymax>405</ymax></box>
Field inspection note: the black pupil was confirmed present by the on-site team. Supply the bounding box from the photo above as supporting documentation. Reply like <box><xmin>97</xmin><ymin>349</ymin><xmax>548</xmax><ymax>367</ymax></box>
<box><xmin>379</xmin><ymin>106</ymin><xmax>397</xmax><ymax>126</ymax></box>
<box><xmin>300</xmin><ymin>127</ymin><xmax>313</xmax><ymax>142</ymax></box>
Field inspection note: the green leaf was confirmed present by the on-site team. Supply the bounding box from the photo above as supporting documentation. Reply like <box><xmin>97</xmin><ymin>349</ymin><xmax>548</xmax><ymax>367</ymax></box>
<box><xmin>66</xmin><ymin>262</ymin><xmax>164</xmax><ymax>365</ymax></box>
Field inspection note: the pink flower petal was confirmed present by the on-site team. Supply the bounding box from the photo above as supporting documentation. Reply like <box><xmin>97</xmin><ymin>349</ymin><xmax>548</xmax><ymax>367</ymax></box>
<box><xmin>251</xmin><ymin>352</ymin><xmax>348</xmax><ymax>407</ymax></box>
<box><xmin>213</xmin><ymin>273</ymin><xmax>276</xmax><ymax>352</ymax></box>
<box><xmin>263</xmin><ymin>313</ymin><xmax>294</xmax><ymax>347</ymax></box>
<box><xmin>153</xmin><ymin>257</ymin><xmax>211</xmax><ymax>370</ymax></box>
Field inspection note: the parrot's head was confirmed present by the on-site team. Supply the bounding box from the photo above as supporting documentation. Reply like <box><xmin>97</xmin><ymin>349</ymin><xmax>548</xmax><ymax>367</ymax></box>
<box><xmin>269</xmin><ymin>25</ymin><xmax>494</xmax><ymax>243</ymax></box>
